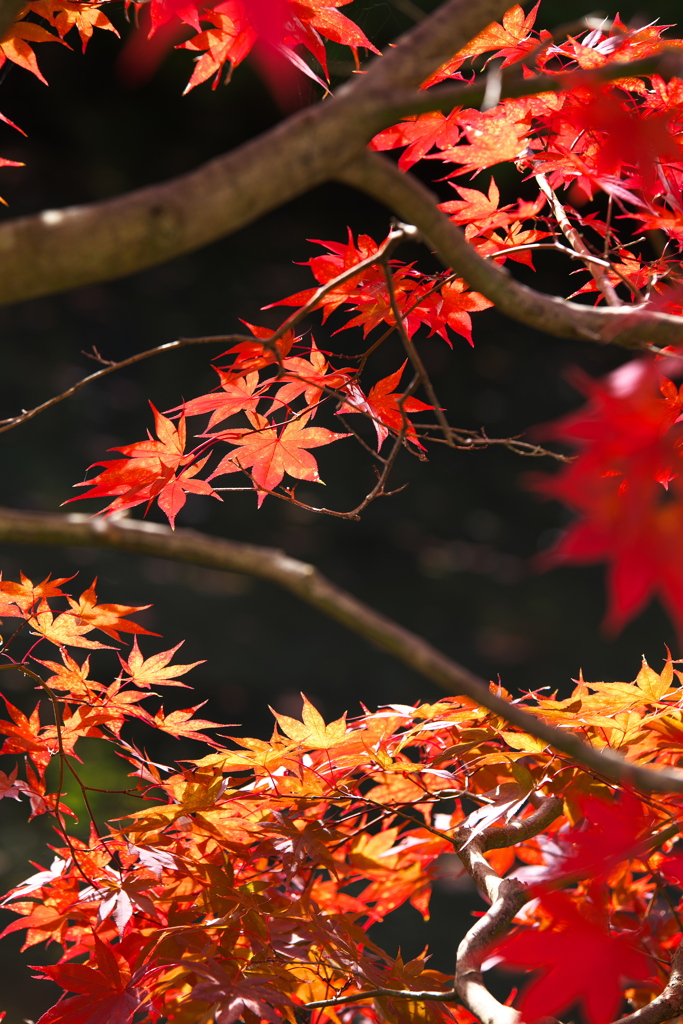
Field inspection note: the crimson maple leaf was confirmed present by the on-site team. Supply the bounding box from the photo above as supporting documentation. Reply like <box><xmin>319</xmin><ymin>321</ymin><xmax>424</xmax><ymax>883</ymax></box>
<box><xmin>208</xmin><ymin>411</ymin><xmax>349</xmax><ymax>506</ymax></box>
<box><xmin>531</xmin><ymin>360</ymin><xmax>683</xmax><ymax>634</ymax></box>
<box><xmin>69</xmin><ymin>403</ymin><xmax>219</xmax><ymax>528</ymax></box>
<box><xmin>493</xmin><ymin>891</ymin><xmax>652</xmax><ymax>1024</ymax></box>
<box><xmin>338</xmin><ymin>363</ymin><xmax>432</xmax><ymax>450</ymax></box>
<box><xmin>34</xmin><ymin>937</ymin><xmax>144</xmax><ymax>1024</ymax></box>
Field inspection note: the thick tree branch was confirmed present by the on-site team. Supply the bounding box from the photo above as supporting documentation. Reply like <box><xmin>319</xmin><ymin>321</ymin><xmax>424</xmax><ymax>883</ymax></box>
<box><xmin>617</xmin><ymin>942</ymin><xmax>683</xmax><ymax>1024</ymax></box>
<box><xmin>0</xmin><ymin>0</ymin><xmax>25</xmax><ymax>39</ymax></box>
<box><xmin>2</xmin><ymin>505</ymin><xmax>683</xmax><ymax>794</ymax></box>
<box><xmin>338</xmin><ymin>152</ymin><xmax>683</xmax><ymax>350</ymax></box>
<box><xmin>0</xmin><ymin>0</ymin><xmax>510</xmax><ymax>306</ymax></box>
<box><xmin>451</xmin><ymin>798</ymin><xmax>563</xmax><ymax>1024</ymax></box>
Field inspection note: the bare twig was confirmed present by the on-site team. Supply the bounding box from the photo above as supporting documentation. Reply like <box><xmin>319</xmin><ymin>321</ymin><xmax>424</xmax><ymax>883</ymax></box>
<box><xmin>380</xmin><ymin>259</ymin><xmax>454</xmax><ymax>446</ymax></box>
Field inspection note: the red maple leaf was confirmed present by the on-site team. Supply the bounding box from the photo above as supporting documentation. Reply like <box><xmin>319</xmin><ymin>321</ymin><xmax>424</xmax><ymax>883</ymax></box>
<box><xmin>338</xmin><ymin>363</ymin><xmax>432</xmax><ymax>450</ymax></box>
<box><xmin>531</xmin><ymin>360</ymin><xmax>683</xmax><ymax>634</ymax></box>
<box><xmin>208</xmin><ymin>411</ymin><xmax>349</xmax><ymax>506</ymax></box>
<box><xmin>180</xmin><ymin>370</ymin><xmax>264</xmax><ymax>429</ymax></box>
<box><xmin>216</xmin><ymin>322</ymin><xmax>297</xmax><ymax>376</ymax></box>
<box><xmin>69</xmin><ymin>403</ymin><xmax>219</xmax><ymax>528</ymax></box>
<box><xmin>493</xmin><ymin>891</ymin><xmax>652</xmax><ymax>1024</ymax></box>
<box><xmin>34</xmin><ymin>937</ymin><xmax>144</xmax><ymax>1024</ymax></box>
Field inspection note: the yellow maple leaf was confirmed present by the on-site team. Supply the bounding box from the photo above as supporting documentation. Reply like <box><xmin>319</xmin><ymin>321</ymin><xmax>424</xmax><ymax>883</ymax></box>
<box><xmin>270</xmin><ymin>694</ymin><xmax>347</xmax><ymax>749</ymax></box>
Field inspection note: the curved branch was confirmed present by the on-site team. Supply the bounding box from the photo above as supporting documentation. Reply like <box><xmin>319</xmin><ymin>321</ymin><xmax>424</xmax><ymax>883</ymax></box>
<box><xmin>2</xmin><ymin>505</ymin><xmax>683</xmax><ymax>794</ymax></box>
<box><xmin>451</xmin><ymin>799</ymin><xmax>563</xmax><ymax>1024</ymax></box>
<box><xmin>338</xmin><ymin>152</ymin><xmax>683</xmax><ymax>351</ymax></box>
<box><xmin>617</xmin><ymin>941</ymin><xmax>683</xmax><ymax>1024</ymax></box>
<box><xmin>0</xmin><ymin>0</ymin><xmax>510</xmax><ymax>306</ymax></box>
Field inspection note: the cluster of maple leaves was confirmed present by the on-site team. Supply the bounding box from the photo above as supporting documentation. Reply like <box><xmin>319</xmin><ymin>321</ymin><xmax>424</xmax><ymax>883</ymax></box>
<box><xmin>1</xmin><ymin>573</ymin><xmax>683</xmax><ymax>1024</ymax></box>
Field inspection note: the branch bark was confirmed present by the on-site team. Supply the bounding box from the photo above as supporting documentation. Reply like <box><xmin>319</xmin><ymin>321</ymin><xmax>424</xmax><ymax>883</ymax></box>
<box><xmin>0</xmin><ymin>0</ymin><xmax>509</xmax><ymax>306</ymax></box>
<box><xmin>338</xmin><ymin>152</ymin><xmax>683</xmax><ymax>350</ymax></box>
<box><xmin>452</xmin><ymin>797</ymin><xmax>563</xmax><ymax>1024</ymax></box>
<box><xmin>2</xmin><ymin>505</ymin><xmax>683</xmax><ymax>794</ymax></box>
<box><xmin>0</xmin><ymin>0</ymin><xmax>25</xmax><ymax>39</ymax></box>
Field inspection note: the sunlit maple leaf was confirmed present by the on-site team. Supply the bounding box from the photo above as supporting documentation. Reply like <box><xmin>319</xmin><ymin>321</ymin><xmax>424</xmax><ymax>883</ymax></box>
<box><xmin>65</xmin><ymin>579</ymin><xmax>157</xmax><ymax>642</ymax></box>
<box><xmin>153</xmin><ymin>702</ymin><xmax>227</xmax><ymax>747</ymax></box>
<box><xmin>0</xmin><ymin>19</ymin><xmax>66</xmax><ymax>84</ymax></box>
<box><xmin>268</xmin><ymin>339</ymin><xmax>354</xmax><ymax>415</ymax></box>
<box><xmin>422</xmin><ymin>2</ymin><xmax>542</xmax><ymax>86</ymax></box>
<box><xmin>181</xmin><ymin>370</ymin><xmax>264</xmax><ymax>429</ymax></box>
<box><xmin>217</xmin><ymin>322</ymin><xmax>297</xmax><ymax>375</ymax></box>
<box><xmin>437</xmin><ymin>107</ymin><xmax>531</xmax><ymax>176</ymax></box>
<box><xmin>338</xmin><ymin>363</ymin><xmax>432</xmax><ymax>450</ymax></box>
<box><xmin>271</xmin><ymin>693</ymin><xmax>347</xmax><ymax>749</ymax></box>
<box><xmin>28</xmin><ymin>601</ymin><xmax>115</xmax><ymax>651</ymax></box>
<box><xmin>370</xmin><ymin>110</ymin><xmax>462</xmax><ymax>171</ymax></box>
<box><xmin>119</xmin><ymin>637</ymin><xmax>203</xmax><ymax>689</ymax></box>
<box><xmin>0</xmin><ymin>573</ymin><xmax>73</xmax><ymax>625</ymax></box>
<box><xmin>30</xmin><ymin>1</ymin><xmax>119</xmax><ymax>51</ymax></box>
<box><xmin>34</xmin><ymin>652</ymin><xmax>104</xmax><ymax>698</ymax></box>
<box><xmin>494</xmin><ymin>891</ymin><xmax>652</xmax><ymax>1024</ymax></box>
<box><xmin>69</xmin><ymin>404</ymin><xmax>219</xmax><ymax>528</ymax></box>
<box><xmin>208</xmin><ymin>410</ymin><xmax>349</xmax><ymax>506</ymax></box>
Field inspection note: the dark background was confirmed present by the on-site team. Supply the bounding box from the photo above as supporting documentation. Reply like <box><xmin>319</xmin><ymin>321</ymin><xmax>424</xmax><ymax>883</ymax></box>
<box><xmin>0</xmin><ymin>0</ymin><xmax>680</xmax><ymax>1017</ymax></box>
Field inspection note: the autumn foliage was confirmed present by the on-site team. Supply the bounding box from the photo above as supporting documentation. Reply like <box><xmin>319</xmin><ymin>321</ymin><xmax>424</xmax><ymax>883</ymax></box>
<box><xmin>6</xmin><ymin>1</ymin><xmax>683</xmax><ymax>1024</ymax></box>
<box><xmin>2</xmin><ymin>573</ymin><xmax>683</xmax><ymax>1024</ymax></box>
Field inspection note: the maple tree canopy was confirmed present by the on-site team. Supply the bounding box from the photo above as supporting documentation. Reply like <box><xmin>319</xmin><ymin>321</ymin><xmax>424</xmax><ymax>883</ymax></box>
<box><xmin>4</xmin><ymin>1</ymin><xmax>683</xmax><ymax>1024</ymax></box>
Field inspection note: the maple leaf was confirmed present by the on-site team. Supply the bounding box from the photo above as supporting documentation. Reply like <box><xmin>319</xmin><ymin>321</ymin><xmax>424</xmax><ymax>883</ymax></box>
<box><xmin>176</xmin><ymin>0</ymin><xmax>378</xmax><ymax>93</ymax></box>
<box><xmin>0</xmin><ymin>19</ymin><xmax>66</xmax><ymax>84</ymax></box>
<box><xmin>437</xmin><ymin>106</ymin><xmax>531</xmax><ymax>176</ymax></box>
<box><xmin>409</xmin><ymin>278</ymin><xmax>494</xmax><ymax>346</ymax></box>
<box><xmin>531</xmin><ymin>360</ymin><xmax>683</xmax><ymax>634</ymax></box>
<box><xmin>119</xmin><ymin>637</ymin><xmax>203</xmax><ymax>689</ymax></box>
<box><xmin>181</xmin><ymin>369</ymin><xmax>264</xmax><ymax>429</ymax></box>
<box><xmin>271</xmin><ymin>693</ymin><xmax>347</xmax><ymax>749</ymax></box>
<box><xmin>338</xmin><ymin>363</ymin><xmax>432</xmax><ymax>450</ymax></box>
<box><xmin>34</xmin><ymin>937</ymin><xmax>143</xmax><ymax>1024</ymax></box>
<box><xmin>0</xmin><ymin>571</ymin><xmax>73</xmax><ymax>616</ymax></box>
<box><xmin>493</xmin><ymin>891</ymin><xmax>652</xmax><ymax>1024</ymax></box>
<box><xmin>370</xmin><ymin>110</ymin><xmax>462</xmax><ymax>171</ymax></box>
<box><xmin>34</xmin><ymin>652</ymin><xmax>104</xmax><ymax>698</ymax></box>
<box><xmin>208</xmin><ymin>411</ymin><xmax>349</xmax><ymax>506</ymax></box>
<box><xmin>217</xmin><ymin>322</ymin><xmax>296</xmax><ymax>375</ymax></box>
<box><xmin>153</xmin><ymin>702</ymin><xmax>227</xmax><ymax>747</ymax></box>
<box><xmin>70</xmin><ymin>404</ymin><xmax>219</xmax><ymax>528</ymax></box>
<box><xmin>421</xmin><ymin>2</ymin><xmax>542</xmax><ymax>86</ymax></box>
<box><xmin>65</xmin><ymin>579</ymin><xmax>157</xmax><ymax>642</ymax></box>
<box><xmin>268</xmin><ymin>339</ymin><xmax>354</xmax><ymax>415</ymax></box>
<box><xmin>28</xmin><ymin>600</ymin><xmax>115</xmax><ymax>651</ymax></box>
<box><xmin>30</xmin><ymin>1</ymin><xmax>119</xmax><ymax>51</ymax></box>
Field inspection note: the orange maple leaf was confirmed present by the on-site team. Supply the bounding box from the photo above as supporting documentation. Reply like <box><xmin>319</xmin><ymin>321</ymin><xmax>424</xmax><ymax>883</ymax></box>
<box><xmin>209</xmin><ymin>411</ymin><xmax>349</xmax><ymax>506</ymax></box>
<box><xmin>119</xmin><ymin>637</ymin><xmax>204</xmax><ymax>689</ymax></box>
<box><xmin>66</xmin><ymin>579</ymin><xmax>158</xmax><ymax>642</ymax></box>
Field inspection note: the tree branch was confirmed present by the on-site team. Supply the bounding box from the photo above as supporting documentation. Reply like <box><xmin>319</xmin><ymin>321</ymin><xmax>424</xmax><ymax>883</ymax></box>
<box><xmin>0</xmin><ymin>0</ymin><xmax>25</xmax><ymax>39</ymax></box>
<box><xmin>451</xmin><ymin>798</ymin><xmax>563</xmax><ymax>1024</ymax></box>
<box><xmin>0</xmin><ymin>0</ymin><xmax>510</xmax><ymax>306</ymax></box>
<box><xmin>2</xmin><ymin>505</ymin><xmax>683</xmax><ymax>794</ymax></box>
<box><xmin>617</xmin><ymin>941</ymin><xmax>683</xmax><ymax>1024</ymax></box>
<box><xmin>338</xmin><ymin>152</ymin><xmax>683</xmax><ymax>350</ymax></box>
